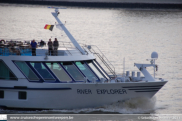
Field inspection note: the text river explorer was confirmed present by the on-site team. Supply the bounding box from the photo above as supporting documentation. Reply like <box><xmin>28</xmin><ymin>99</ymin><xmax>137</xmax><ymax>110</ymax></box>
<box><xmin>77</xmin><ymin>89</ymin><xmax>127</xmax><ymax>94</ymax></box>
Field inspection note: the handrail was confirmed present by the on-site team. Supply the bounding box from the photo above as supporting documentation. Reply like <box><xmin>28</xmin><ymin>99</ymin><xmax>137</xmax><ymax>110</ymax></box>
<box><xmin>60</xmin><ymin>41</ymin><xmax>72</xmax><ymax>55</ymax></box>
<box><xmin>86</xmin><ymin>45</ymin><xmax>116</xmax><ymax>77</ymax></box>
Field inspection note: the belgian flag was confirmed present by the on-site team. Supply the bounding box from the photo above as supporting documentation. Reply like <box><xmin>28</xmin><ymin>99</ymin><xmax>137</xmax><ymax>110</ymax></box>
<box><xmin>44</xmin><ymin>24</ymin><xmax>54</xmax><ymax>31</ymax></box>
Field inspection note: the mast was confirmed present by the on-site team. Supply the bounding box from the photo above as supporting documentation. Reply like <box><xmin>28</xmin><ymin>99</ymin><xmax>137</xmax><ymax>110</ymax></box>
<box><xmin>51</xmin><ymin>8</ymin><xmax>86</xmax><ymax>55</ymax></box>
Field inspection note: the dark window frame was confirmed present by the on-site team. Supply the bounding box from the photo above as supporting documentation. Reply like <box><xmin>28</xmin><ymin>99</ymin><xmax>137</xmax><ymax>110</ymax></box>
<box><xmin>86</xmin><ymin>60</ymin><xmax>108</xmax><ymax>80</ymax></box>
<box><xmin>29</xmin><ymin>62</ymin><xmax>56</xmax><ymax>82</ymax></box>
<box><xmin>60</xmin><ymin>62</ymin><xmax>85</xmax><ymax>82</ymax></box>
<box><xmin>0</xmin><ymin>60</ymin><xmax>18</xmax><ymax>81</ymax></box>
<box><xmin>14</xmin><ymin>61</ymin><xmax>41</xmax><ymax>82</ymax></box>
<box><xmin>74</xmin><ymin>61</ymin><xmax>99</xmax><ymax>82</ymax></box>
<box><xmin>45</xmin><ymin>62</ymin><xmax>72</xmax><ymax>83</ymax></box>
<box><xmin>93</xmin><ymin>60</ymin><xmax>110</xmax><ymax>80</ymax></box>
<box><xmin>12</xmin><ymin>60</ymin><xmax>109</xmax><ymax>83</ymax></box>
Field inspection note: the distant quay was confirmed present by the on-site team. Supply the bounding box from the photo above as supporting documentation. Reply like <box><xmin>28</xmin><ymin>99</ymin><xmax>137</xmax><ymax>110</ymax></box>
<box><xmin>1</xmin><ymin>0</ymin><xmax>182</xmax><ymax>9</ymax></box>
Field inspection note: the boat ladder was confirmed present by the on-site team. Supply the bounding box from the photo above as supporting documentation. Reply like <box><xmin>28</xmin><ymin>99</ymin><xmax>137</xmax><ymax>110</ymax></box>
<box><xmin>86</xmin><ymin>45</ymin><xmax>116</xmax><ymax>78</ymax></box>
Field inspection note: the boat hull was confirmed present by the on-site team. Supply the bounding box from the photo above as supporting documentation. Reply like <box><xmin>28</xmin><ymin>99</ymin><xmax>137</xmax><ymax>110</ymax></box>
<box><xmin>0</xmin><ymin>81</ymin><xmax>167</xmax><ymax>109</ymax></box>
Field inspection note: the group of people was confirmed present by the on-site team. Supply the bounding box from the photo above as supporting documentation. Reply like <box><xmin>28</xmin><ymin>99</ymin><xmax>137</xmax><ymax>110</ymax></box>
<box><xmin>47</xmin><ymin>38</ymin><xmax>59</xmax><ymax>56</ymax></box>
<box><xmin>0</xmin><ymin>39</ymin><xmax>22</xmax><ymax>55</ymax></box>
<box><xmin>8</xmin><ymin>43</ymin><xmax>21</xmax><ymax>55</ymax></box>
<box><xmin>30</xmin><ymin>38</ymin><xmax>59</xmax><ymax>56</ymax></box>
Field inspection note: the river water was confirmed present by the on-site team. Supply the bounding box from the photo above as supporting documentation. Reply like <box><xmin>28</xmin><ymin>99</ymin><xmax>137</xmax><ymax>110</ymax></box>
<box><xmin>0</xmin><ymin>3</ymin><xmax>182</xmax><ymax>115</ymax></box>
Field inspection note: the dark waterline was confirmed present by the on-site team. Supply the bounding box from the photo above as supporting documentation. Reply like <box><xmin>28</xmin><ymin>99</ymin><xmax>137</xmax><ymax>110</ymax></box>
<box><xmin>1</xmin><ymin>0</ymin><xmax>182</xmax><ymax>9</ymax></box>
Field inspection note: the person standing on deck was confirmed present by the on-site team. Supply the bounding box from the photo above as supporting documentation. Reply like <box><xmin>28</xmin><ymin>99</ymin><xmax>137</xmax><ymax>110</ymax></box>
<box><xmin>40</xmin><ymin>40</ymin><xmax>45</xmax><ymax>47</ymax></box>
<box><xmin>30</xmin><ymin>39</ymin><xmax>37</xmax><ymax>56</ymax></box>
<box><xmin>53</xmin><ymin>38</ymin><xmax>59</xmax><ymax>56</ymax></box>
<box><xmin>47</xmin><ymin>39</ymin><xmax>53</xmax><ymax>55</ymax></box>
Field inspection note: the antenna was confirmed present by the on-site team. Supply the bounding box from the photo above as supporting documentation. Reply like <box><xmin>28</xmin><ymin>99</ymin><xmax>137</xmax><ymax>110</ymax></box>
<box><xmin>147</xmin><ymin>51</ymin><xmax>158</xmax><ymax>78</ymax></box>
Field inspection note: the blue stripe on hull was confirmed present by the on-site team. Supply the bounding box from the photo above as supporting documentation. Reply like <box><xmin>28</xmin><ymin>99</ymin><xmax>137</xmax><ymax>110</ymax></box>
<box><xmin>0</xmin><ymin>87</ymin><xmax>71</xmax><ymax>90</ymax></box>
<box><xmin>122</xmin><ymin>85</ymin><xmax>163</xmax><ymax>88</ymax></box>
<box><xmin>135</xmin><ymin>90</ymin><xmax>159</xmax><ymax>92</ymax></box>
<box><xmin>128</xmin><ymin>88</ymin><xmax>161</xmax><ymax>90</ymax></box>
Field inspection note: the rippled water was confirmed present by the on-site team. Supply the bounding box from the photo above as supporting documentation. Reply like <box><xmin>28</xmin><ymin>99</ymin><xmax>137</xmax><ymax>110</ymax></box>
<box><xmin>0</xmin><ymin>3</ymin><xmax>182</xmax><ymax>114</ymax></box>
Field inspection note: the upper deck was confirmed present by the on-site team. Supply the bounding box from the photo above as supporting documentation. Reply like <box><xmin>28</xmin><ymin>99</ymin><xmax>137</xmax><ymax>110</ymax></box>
<box><xmin>0</xmin><ymin>40</ymin><xmax>93</xmax><ymax>57</ymax></box>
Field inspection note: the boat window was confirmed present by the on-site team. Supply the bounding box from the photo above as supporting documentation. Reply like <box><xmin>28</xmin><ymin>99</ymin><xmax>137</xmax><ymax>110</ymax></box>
<box><xmin>15</xmin><ymin>61</ymin><xmax>39</xmax><ymax>81</ymax></box>
<box><xmin>0</xmin><ymin>90</ymin><xmax>4</xmax><ymax>98</ymax></box>
<box><xmin>75</xmin><ymin>61</ymin><xmax>98</xmax><ymax>81</ymax></box>
<box><xmin>18</xmin><ymin>91</ymin><xmax>27</xmax><ymax>100</ymax></box>
<box><xmin>61</xmin><ymin>62</ymin><xmax>84</xmax><ymax>81</ymax></box>
<box><xmin>87</xmin><ymin>61</ymin><xmax>105</xmax><ymax>79</ymax></box>
<box><xmin>30</xmin><ymin>62</ymin><xmax>55</xmax><ymax>82</ymax></box>
<box><xmin>93</xmin><ymin>60</ymin><xmax>110</xmax><ymax>79</ymax></box>
<box><xmin>0</xmin><ymin>60</ymin><xmax>17</xmax><ymax>80</ymax></box>
<box><xmin>46</xmin><ymin>63</ymin><xmax>72</xmax><ymax>82</ymax></box>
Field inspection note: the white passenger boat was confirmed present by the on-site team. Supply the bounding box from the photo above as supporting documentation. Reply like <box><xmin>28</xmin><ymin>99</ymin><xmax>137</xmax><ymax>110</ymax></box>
<box><xmin>0</xmin><ymin>8</ymin><xmax>167</xmax><ymax>109</ymax></box>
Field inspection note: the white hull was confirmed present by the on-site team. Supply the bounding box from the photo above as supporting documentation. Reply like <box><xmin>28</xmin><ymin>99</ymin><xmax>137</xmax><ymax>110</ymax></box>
<box><xmin>0</xmin><ymin>81</ymin><xmax>166</xmax><ymax>109</ymax></box>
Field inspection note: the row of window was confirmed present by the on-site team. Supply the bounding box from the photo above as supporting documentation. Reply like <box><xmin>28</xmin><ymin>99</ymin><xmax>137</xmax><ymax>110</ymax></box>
<box><xmin>0</xmin><ymin>60</ymin><xmax>110</xmax><ymax>82</ymax></box>
<box><xmin>0</xmin><ymin>90</ymin><xmax>26</xmax><ymax>100</ymax></box>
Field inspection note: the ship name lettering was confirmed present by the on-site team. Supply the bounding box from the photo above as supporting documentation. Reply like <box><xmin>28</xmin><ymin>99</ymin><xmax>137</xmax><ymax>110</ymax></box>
<box><xmin>77</xmin><ymin>89</ymin><xmax>92</xmax><ymax>94</ymax></box>
<box><xmin>97</xmin><ymin>89</ymin><xmax>127</xmax><ymax>94</ymax></box>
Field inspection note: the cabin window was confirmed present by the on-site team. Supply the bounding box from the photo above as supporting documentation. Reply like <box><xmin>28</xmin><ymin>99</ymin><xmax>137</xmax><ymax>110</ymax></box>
<box><xmin>61</xmin><ymin>62</ymin><xmax>84</xmax><ymax>81</ymax></box>
<box><xmin>93</xmin><ymin>60</ymin><xmax>110</xmax><ymax>80</ymax></box>
<box><xmin>87</xmin><ymin>61</ymin><xmax>105</xmax><ymax>79</ymax></box>
<box><xmin>15</xmin><ymin>61</ymin><xmax>39</xmax><ymax>81</ymax></box>
<box><xmin>46</xmin><ymin>63</ymin><xmax>72</xmax><ymax>82</ymax></box>
<box><xmin>0</xmin><ymin>60</ymin><xmax>17</xmax><ymax>80</ymax></box>
<box><xmin>30</xmin><ymin>62</ymin><xmax>55</xmax><ymax>82</ymax></box>
<box><xmin>0</xmin><ymin>90</ymin><xmax>4</xmax><ymax>98</ymax></box>
<box><xmin>75</xmin><ymin>61</ymin><xmax>98</xmax><ymax>81</ymax></box>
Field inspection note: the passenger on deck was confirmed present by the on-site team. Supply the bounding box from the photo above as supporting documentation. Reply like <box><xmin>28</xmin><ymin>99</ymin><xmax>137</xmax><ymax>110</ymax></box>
<box><xmin>53</xmin><ymin>38</ymin><xmax>59</xmax><ymax>56</ymax></box>
<box><xmin>8</xmin><ymin>40</ymin><xmax>15</xmax><ymax>46</ymax></box>
<box><xmin>19</xmin><ymin>41</ymin><xmax>23</xmax><ymax>45</ymax></box>
<box><xmin>40</xmin><ymin>40</ymin><xmax>45</xmax><ymax>47</ymax></box>
<box><xmin>8</xmin><ymin>43</ymin><xmax>21</xmax><ymax>55</ymax></box>
<box><xmin>47</xmin><ymin>39</ymin><xmax>53</xmax><ymax>55</ymax></box>
<box><xmin>30</xmin><ymin>39</ymin><xmax>37</xmax><ymax>56</ymax></box>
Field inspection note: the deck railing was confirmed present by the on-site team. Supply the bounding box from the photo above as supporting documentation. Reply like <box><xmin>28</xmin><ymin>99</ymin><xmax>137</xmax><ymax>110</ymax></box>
<box><xmin>0</xmin><ymin>41</ymin><xmax>91</xmax><ymax>56</ymax></box>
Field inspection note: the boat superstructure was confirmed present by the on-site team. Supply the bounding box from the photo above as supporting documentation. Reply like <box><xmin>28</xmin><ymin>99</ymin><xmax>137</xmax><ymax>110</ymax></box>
<box><xmin>0</xmin><ymin>8</ymin><xmax>167</xmax><ymax>109</ymax></box>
